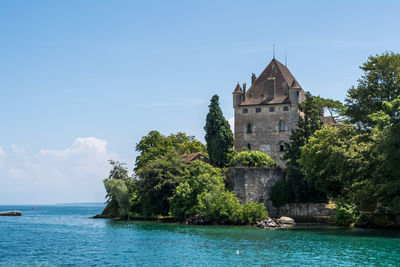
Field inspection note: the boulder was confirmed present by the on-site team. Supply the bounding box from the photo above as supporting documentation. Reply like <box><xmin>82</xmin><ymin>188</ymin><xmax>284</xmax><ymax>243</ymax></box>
<box><xmin>0</xmin><ymin>211</ymin><xmax>21</xmax><ymax>216</ymax></box>
<box><xmin>277</xmin><ymin>216</ymin><xmax>295</xmax><ymax>225</ymax></box>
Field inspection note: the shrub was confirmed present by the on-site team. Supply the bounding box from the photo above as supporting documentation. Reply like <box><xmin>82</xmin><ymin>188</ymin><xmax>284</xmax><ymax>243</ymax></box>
<box><xmin>196</xmin><ymin>190</ymin><xmax>268</xmax><ymax>224</ymax></box>
<box><xmin>269</xmin><ymin>180</ymin><xmax>291</xmax><ymax>207</ymax></box>
<box><xmin>331</xmin><ymin>200</ymin><xmax>359</xmax><ymax>226</ymax></box>
<box><xmin>229</xmin><ymin>151</ymin><xmax>278</xmax><ymax>168</ymax></box>
<box><xmin>240</xmin><ymin>202</ymin><xmax>269</xmax><ymax>224</ymax></box>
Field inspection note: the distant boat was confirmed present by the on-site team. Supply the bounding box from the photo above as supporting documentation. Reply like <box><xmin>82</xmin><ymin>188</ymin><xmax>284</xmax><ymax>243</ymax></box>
<box><xmin>32</xmin><ymin>207</ymin><xmax>36</xmax><ymax>209</ymax></box>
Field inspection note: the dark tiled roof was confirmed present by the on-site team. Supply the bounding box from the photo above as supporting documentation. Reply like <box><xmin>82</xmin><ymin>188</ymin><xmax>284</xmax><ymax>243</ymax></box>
<box><xmin>322</xmin><ymin>116</ymin><xmax>335</xmax><ymax>125</ymax></box>
<box><xmin>240</xmin><ymin>59</ymin><xmax>302</xmax><ymax>106</ymax></box>
<box><xmin>233</xmin><ymin>83</ymin><xmax>242</xmax><ymax>94</ymax></box>
<box><xmin>182</xmin><ymin>152</ymin><xmax>210</xmax><ymax>164</ymax></box>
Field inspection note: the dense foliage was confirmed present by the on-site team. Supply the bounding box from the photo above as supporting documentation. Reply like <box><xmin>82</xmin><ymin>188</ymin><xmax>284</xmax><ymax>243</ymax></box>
<box><xmin>345</xmin><ymin>52</ymin><xmax>400</xmax><ymax>128</ymax></box>
<box><xmin>269</xmin><ymin>180</ymin><xmax>290</xmax><ymax>207</ymax></box>
<box><xmin>204</xmin><ymin>95</ymin><xmax>234</xmax><ymax>167</ymax></box>
<box><xmin>331</xmin><ymin>200</ymin><xmax>359</xmax><ymax>226</ymax></box>
<box><xmin>135</xmin><ymin>150</ymin><xmax>185</xmax><ymax>216</ymax></box>
<box><xmin>271</xmin><ymin>93</ymin><xmax>329</xmax><ymax>206</ymax></box>
<box><xmin>171</xmin><ymin>161</ymin><xmax>268</xmax><ymax>224</ymax></box>
<box><xmin>298</xmin><ymin>52</ymin><xmax>400</xmax><ymax>221</ymax></box>
<box><xmin>229</xmin><ymin>150</ymin><xmax>277</xmax><ymax>168</ymax></box>
<box><xmin>134</xmin><ymin>131</ymin><xmax>206</xmax><ymax>172</ymax></box>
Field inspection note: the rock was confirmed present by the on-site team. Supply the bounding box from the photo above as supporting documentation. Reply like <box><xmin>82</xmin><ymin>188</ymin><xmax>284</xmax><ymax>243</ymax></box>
<box><xmin>0</xmin><ymin>211</ymin><xmax>21</xmax><ymax>216</ymax></box>
<box><xmin>278</xmin><ymin>216</ymin><xmax>295</xmax><ymax>225</ymax></box>
<box><xmin>255</xmin><ymin>217</ymin><xmax>295</xmax><ymax>229</ymax></box>
<box><xmin>184</xmin><ymin>214</ymin><xmax>212</xmax><ymax>225</ymax></box>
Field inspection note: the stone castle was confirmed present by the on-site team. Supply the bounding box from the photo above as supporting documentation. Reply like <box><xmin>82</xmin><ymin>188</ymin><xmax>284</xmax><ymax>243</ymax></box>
<box><xmin>232</xmin><ymin>59</ymin><xmax>306</xmax><ymax>166</ymax></box>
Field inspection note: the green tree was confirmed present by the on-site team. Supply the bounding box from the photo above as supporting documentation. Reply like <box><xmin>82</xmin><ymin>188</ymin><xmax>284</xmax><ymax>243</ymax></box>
<box><xmin>135</xmin><ymin>150</ymin><xmax>185</xmax><ymax>216</ymax></box>
<box><xmin>282</xmin><ymin>92</ymin><xmax>327</xmax><ymax>204</ymax></box>
<box><xmin>368</xmin><ymin>96</ymin><xmax>400</xmax><ymax>212</ymax></box>
<box><xmin>204</xmin><ymin>95</ymin><xmax>234</xmax><ymax>167</ymax></box>
<box><xmin>170</xmin><ymin>161</ymin><xmax>225</xmax><ymax>219</ymax></box>
<box><xmin>345</xmin><ymin>51</ymin><xmax>400</xmax><ymax>128</ymax></box>
<box><xmin>103</xmin><ymin>160</ymin><xmax>131</xmax><ymax>218</ymax></box>
<box><xmin>299</xmin><ymin>124</ymin><xmax>375</xmax><ymax>201</ymax></box>
<box><xmin>135</xmin><ymin>131</ymin><xmax>206</xmax><ymax>172</ymax></box>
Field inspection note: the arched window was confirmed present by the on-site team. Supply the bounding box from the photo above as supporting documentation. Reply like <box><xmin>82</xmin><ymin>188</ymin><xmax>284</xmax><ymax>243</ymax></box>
<box><xmin>246</xmin><ymin>123</ymin><xmax>253</xmax><ymax>134</ymax></box>
<box><xmin>279</xmin><ymin>141</ymin><xmax>284</xmax><ymax>152</ymax></box>
<box><xmin>278</xmin><ymin>121</ymin><xmax>286</xmax><ymax>132</ymax></box>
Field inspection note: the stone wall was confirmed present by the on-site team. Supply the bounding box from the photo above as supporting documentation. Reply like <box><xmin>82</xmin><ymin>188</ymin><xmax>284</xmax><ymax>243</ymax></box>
<box><xmin>227</xmin><ymin>167</ymin><xmax>335</xmax><ymax>218</ymax></box>
<box><xmin>276</xmin><ymin>203</ymin><xmax>335</xmax><ymax>217</ymax></box>
<box><xmin>226</xmin><ymin>167</ymin><xmax>285</xmax><ymax>214</ymax></box>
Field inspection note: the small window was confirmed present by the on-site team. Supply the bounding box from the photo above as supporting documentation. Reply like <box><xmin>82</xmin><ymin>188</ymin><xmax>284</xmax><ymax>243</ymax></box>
<box><xmin>247</xmin><ymin>143</ymin><xmax>251</xmax><ymax>150</ymax></box>
<box><xmin>261</xmin><ymin>92</ymin><xmax>264</xmax><ymax>97</ymax></box>
<box><xmin>269</xmin><ymin>107</ymin><xmax>275</xmax><ymax>112</ymax></box>
<box><xmin>256</xmin><ymin>108</ymin><xmax>261</xmax><ymax>113</ymax></box>
<box><xmin>296</xmin><ymin>91</ymin><xmax>299</xmax><ymax>96</ymax></box>
<box><xmin>246</xmin><ymin>123</ymin><xmax>253</xmax><ymax>134</ymax></box>
<box><xmin>243</xmin><ymin>109</ymin><xmax>248</xmax><ymax>114</ymax></box>
<box><xmin>279</xmin><ymin>141</ymin><xmax>284</xmax><ymax>152</ymax></box>
<box><xmin>278</xmin><ymin>121</ymin><xmax>286</xmax><ymax>132</ymax></box>
<box><xmin>249</xmin><ymin>92</ymin><xmax>252</xmax><ymax>97</ymax></box>
<box><xmin>283</xmin><ymin>106</ymin><xmax>289</xmax><ymax>111</ymax></box>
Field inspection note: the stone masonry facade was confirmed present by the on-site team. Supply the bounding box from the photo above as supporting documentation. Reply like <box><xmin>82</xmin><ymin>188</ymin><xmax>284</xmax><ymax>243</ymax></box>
<box><xmin>233</xmin><ymin>59</ymin><xmax>306</xmax><ymax>167</ymax></box>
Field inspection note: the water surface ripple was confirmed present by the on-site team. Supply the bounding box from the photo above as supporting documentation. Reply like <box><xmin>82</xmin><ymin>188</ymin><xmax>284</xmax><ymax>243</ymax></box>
<box><xmin>0</xmin><ymin>205</ymin><xmax>399</xmax><ymax>266</ymax></box>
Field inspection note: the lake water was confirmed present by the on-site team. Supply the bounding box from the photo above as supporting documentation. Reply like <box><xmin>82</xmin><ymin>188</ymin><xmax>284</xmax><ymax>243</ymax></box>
<box><xmin>0</xmin><ymin>205</ymin><xmax>399</xmax><ymax>266</ymax></box>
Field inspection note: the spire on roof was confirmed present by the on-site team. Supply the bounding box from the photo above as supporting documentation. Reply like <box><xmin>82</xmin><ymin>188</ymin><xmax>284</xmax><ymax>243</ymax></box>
<box><xmin>233</xmin><ymin>83</ymin><xmax>242</xmax><ymax>94</ymax></box>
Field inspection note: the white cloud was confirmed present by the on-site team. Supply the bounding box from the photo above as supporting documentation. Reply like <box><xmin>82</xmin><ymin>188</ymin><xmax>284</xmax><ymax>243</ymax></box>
<box><xmin>0</xmin><ymin>147</ymin><xmax>6</xmax><ymax>159</ymax></box>
<box><xmin>228</xmin><ymin>116</ymin><xmax>234</xmax><ymax>133</ymax></box>
<box><xmin>0</xmin><ymin>137</ymin><xmax>120</xmax><ymax>204</ymax></box>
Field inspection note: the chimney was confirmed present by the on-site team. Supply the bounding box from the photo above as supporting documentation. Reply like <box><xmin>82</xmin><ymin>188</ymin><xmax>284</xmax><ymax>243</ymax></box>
<box><xmin>251</xmin><ymin>73</ymin><xmax>257</xmax><ymax>85</ymax></box>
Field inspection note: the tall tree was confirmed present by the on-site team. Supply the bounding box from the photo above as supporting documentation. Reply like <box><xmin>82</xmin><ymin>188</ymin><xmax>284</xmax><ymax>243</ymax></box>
<box><xmin>283</xmin><ymin>92</ymin><xmax>327</xmax><ymax>203</ymax></box>
<box><xmin>204</xmin><ymin>95</ymin><xmax>234</xmax><ymax>167</ymax></box>
<box><xmin>103</xmin><ymin>160</ymin><xmax>131</xmax><ymax>218</ymax></box>
<box><xmin>345</xmin><ymin>51</ymin><xmax>400</xmax><ymax>128</ymax></box>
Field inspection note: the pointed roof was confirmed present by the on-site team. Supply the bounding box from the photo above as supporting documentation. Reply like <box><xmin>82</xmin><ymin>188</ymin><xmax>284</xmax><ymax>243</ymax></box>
<box><xmin>290</xmin><ymin>79</ymin><xmax>301</xmax><ymax>88</ymax></box>
<box><xmin>233</xmin><ymin>83</ymin><xmax>242</xmax><ymax>94</ymax></box>
<box><xmin>240</xmin><ymin>59</ymin><xmax>302</xmax><ymax>106</ymax></box>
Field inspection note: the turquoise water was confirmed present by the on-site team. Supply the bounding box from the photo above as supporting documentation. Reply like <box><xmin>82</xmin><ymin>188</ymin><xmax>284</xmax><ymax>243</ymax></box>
<box><xmin>0</xmin><ymin>205</ymin><xmax>399</xmax><ymax>266</ymax></box>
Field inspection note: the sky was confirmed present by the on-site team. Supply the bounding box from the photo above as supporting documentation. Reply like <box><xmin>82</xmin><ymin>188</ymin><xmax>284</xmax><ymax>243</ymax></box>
<box><xmin>1</xmin><ymin>0</ymin><xmax>399</xmax><ymax>204</ymax></box>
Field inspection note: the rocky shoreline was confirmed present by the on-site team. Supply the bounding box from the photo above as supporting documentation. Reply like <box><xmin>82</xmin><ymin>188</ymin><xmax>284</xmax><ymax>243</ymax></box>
<box><xmin>255</xmin><ymin>216</ymin><xmax>295</xmax><ymax>229</ymax></box>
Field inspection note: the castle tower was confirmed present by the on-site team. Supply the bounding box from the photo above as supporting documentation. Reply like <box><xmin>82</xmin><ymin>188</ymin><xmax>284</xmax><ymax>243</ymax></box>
<box><xmin>232</xmin><ymin>59</ymin><xmax>305</xmax><ymax>167</ymax></box>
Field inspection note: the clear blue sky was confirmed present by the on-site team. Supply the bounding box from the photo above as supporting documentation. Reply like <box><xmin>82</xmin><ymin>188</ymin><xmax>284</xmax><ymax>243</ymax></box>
<box><xmin>1</xmin><ymin>0</ymin><xmax>399</xmax><ymax>204</ymax></box>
